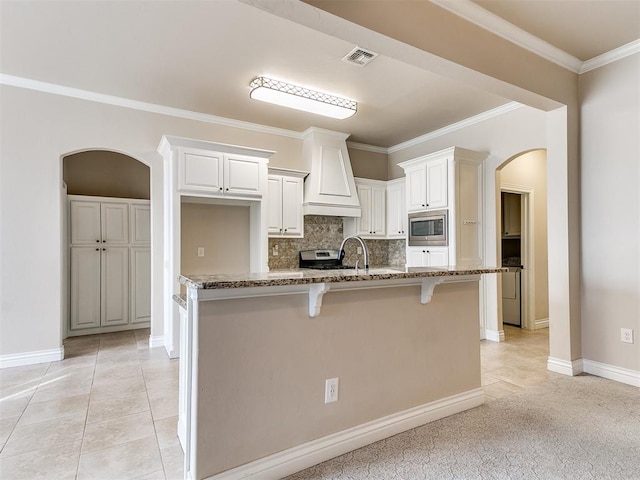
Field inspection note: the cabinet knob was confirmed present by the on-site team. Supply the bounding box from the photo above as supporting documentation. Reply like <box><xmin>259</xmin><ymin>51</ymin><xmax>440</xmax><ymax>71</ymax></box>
<box><xmin>421</xmin><ymin>204</ymin><xmax>425</xmax><ymax>207</ymax></box>
<box><xmin>219</xmin><ymin>187</ymin><xmax>223</xmax><ymax>191</ymax></box>
<box><xmin>102</xmin><ymin>240</ymin><xmax>106</xmax><ymax>243</ymax></box>
<box><xmin>96</xmin><ymin>240</ymin><xmax>100</xmax><ymax>243</ymax></box>
<box><xmin>102</xmin><ymin>248</ymin><xmax>106</xmax><ymax>251</ymax></box>
<box><xmin>95</xmin><ymin>248</ymin><xmax>99</xmax><ymax>251</ymax></box>
<box><xmin>426</xmin><ymin>203</ymin><xmax>430</xmax><ymax>207</ymax></box>
<box><xmin>225</xmin><ymin>188</ymin><xmax>229</xmax><ymax>191</ymax></box>
<box><xmin>284</xmin><ymin>229</ymin><xmax>287</xmax><ymax>232</ymax></box>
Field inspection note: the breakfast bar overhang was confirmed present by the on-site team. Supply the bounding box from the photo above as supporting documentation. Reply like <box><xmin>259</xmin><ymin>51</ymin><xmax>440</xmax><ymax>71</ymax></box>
<box><xmin>176</xmin><ymin>266</ymin><xmax>504</xmax><ymax>480</ymax></box>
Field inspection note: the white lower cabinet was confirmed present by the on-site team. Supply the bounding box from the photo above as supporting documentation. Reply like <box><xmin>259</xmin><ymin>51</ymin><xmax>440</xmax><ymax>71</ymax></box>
<box><xmin>130</xmin><ymin>247</ymin><xmax>151</xmax><ymax>324</ymax></box>
<box><xmin>406</xmin><ymin>247</ymin><xmax>449</xmax><ymax>267</ymax></box>
<box><xmin>68</xmin><ymin>195</ymin><xmax>150</xmax><ymax>334</ymax></box>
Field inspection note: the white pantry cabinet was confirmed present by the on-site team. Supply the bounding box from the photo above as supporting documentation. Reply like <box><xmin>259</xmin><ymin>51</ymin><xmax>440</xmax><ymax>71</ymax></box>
<box><xmin>386</xmin><ymin>178</ymin><xmax>406</xmax><ymax>238</ymax></box>
<box><xmin>406</xmin><ymin>247</ymin><xmax>449</xmax><ymax>267</ymax></box>
<box><xmin>267</xmin><ymin>169</ymin><xmax>307</xmax><ymax>238</ymax></box>
<box><xmin>178</xmin><ymin>148</ymin><xmax>263</xmax><ymax>198</ymax></box>
<box><xmin>68</xmin><ymin>196</ymin><xmax>150</xmax><ymax>334</ymax></box>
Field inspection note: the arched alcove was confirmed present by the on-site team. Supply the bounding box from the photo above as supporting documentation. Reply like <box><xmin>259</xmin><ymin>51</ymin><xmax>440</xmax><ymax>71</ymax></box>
<box><xmin>63</xmin><ymin>150</ymin><xmax>150</xmax><ymax>199</ymax></box>
<box><xmin>61</xmin><ymin>149</ymin><xmax>152</xmax><ymax>342</ymax></box>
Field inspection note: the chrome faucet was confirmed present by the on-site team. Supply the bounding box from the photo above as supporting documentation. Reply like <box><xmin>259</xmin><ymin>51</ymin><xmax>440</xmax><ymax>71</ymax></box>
<box><xmin>339</xmin><ymin>235</ymin><xmax>369</xmax><ymax>272</ymax></box>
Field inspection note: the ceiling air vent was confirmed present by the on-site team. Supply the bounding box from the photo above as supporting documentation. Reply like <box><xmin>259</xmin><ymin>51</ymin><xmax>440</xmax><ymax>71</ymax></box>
<box><xmin>342</xmin><ymin>47</ymin><xmax>378</xmax><ymax>67</ymax></box>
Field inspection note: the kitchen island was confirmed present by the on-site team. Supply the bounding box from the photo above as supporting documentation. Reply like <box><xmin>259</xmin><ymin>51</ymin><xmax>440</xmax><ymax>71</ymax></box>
<box><xmin>177</xmin><ymin>266</ymin><xmax>503</xmax><ymax>480</ymax></box>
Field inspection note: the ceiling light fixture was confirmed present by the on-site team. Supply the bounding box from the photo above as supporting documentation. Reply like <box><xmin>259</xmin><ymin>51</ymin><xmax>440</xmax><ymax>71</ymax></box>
<box><xmin>249</xmin><ymin>76</ymin><xmax>357</xmax><ymax>119</ymax></box>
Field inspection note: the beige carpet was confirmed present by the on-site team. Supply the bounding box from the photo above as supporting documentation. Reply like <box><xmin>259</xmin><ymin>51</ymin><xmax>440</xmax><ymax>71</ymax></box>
<box><xmin>285</xmin><ymin>374</ymin><xmax>640</xmax><ymax>479</ymax></box>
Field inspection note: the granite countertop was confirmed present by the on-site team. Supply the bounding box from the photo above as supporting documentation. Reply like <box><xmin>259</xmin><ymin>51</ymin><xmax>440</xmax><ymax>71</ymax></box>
<box><xmin>179</xmin><ymin>265</ymin><xmax>506</xmax><ymax>290</ymax></box>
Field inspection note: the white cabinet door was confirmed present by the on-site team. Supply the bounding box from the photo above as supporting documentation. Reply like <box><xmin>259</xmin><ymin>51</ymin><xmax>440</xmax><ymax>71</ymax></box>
<box><xmin>267</xmin><ymin>175</ymin><xmax>283</xmax><ymax>235</ymax></box>
<box><xmin>281</xmin><ymin>176</ymin><xmax>303</xmax><ymax>236</ymax></box>
<box><xmin>70</xmin><ymin>247</ymin><xmax>101</xmax><ymax>330</ymax></box>
<box><xmin>101</xmin><ymin>247</ymin><xmax>129</xmax><ymax>326</ymax></box>
<box><xmin>371</xmin><ymin>186</ymin><xmax>386</xmax><ymax>237</ymax></box>
<box><xmin>386</xmin><ymin>181</ymin><xmax>406</xmax><ymax>238</ymax></box>
<box><xmin>130</xmin><ymin>247</ymin><xmax>151</xmax><ymax>324</ymax></box>
<box><xmin>356</xmin><ymin>184</ymin><xmax>373</xmax><ymax>235</ymax></box>
<box><xmin>224</xmin><ymin>154</ymin><xmax>262</xmax><ymax>197</ymax></box>
<box><xmin>426</xmin><ymin>158</ymin><xmax>448</xmax><ymax>209</ymax></box>
<box><xmin>70</xmin><ymin>201</ymin><xmax>101</xmax><ymax>245</ymax></box>
<box><xmin>406</xmin><ymin>166</ymin><xmax>427</xmax><ymax>213</ymax></box>
<box><xmin>427</xmin><ymin>247</ymin><xmax>449</xmax><ymax>267</ymax></box>
<box><xmin>180</xmin><ymin>150</ymin><xmax>224</xmax><ymax>193</ymax></box>
<box><xmin>130</xmin><ymin>204</ymin><xmax>150</xmax><ymax>245</ymax></box>
<box><xmin>407</xmin><ymin>247</ymin><xmax>426</xmax><ymax>267</ymax></box>
<box><xmin>101</xmin><ymin>202</ymin><xmax>129</xmax><ymax>244</ymax></box>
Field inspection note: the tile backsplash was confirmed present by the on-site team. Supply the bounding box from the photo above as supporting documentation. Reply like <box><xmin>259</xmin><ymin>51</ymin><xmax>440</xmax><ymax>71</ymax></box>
<box><xmin>268</xmin><ymin>215</ymin><xmax>406</xmax><ymax>269</ymax></box>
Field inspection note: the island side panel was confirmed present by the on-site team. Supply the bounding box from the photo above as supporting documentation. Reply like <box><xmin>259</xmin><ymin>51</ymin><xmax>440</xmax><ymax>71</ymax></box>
<box><xmin>196</xmin><ymin>281</ymin><xmax>480</xmax><ymax>477</ymax></box>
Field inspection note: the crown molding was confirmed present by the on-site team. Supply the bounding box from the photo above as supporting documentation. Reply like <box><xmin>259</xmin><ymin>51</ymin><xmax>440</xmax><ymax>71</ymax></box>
<box><xmin>430</xmin><ymin>0</ymin><xmax>583</xmax><ymax>73</ymax></box>
<box><xmin>346</xmin><ymin>141</ymin><xmax>388</xmax><ymax>154</ymax></box>
<box><xmin>388</xmin><ymin>102</ymin><xmax>523</xmax><ymax>154</ymax></box>
<box><xmin>1</xmin><ymin>74</ymin><xmax>525</xmax><ymax>157</ymax></box>
<box><xmin>580</xmin><ymin>39</ymin><xmax>640</xmax><ymax>74</ymax></box>
<box><xmin>0</xmin><ymin>73</ymin><xmax>304</xmax><ymax>140</ymax></box>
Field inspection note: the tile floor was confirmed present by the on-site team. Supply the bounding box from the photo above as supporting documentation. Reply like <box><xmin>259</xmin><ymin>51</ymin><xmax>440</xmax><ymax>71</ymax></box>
<box><xmin>0</xmin><ymin>325</ymin><xmax>550</xmax><ymax>479</ymax></box>
<box><xmin>0</xmin><ymin>329</ymin><xmax>183</xmax><ymax>480</ymax></box>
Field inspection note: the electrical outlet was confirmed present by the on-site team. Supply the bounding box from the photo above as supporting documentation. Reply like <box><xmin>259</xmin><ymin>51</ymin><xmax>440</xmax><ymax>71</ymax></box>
<box><xmin>272</xmin><ymin>245</ymin><xmax>279</xmax><ymax>256</ymax></box>
<box><xmin>197</xmin><ymin>247</ymin><xmax>205</xmax><ymax>257</ymax></box>
<box><xmin>325</xmin><ymin>378</ymin><xmax>339</xmax><ymax>404</ymax></box>
<box><xmin>621</xmin><ymin>328</ymin><xmax>634</xmax><ymax>344</ymax></box>
<box><xmin>356</xmin><ymin>246</ymin><xmax>363</xmax><ymax>255</ymax></box>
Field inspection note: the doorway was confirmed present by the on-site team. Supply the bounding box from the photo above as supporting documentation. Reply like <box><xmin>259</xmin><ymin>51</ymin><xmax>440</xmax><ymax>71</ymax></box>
<box><xmin>62</xmin><ymin>150</ymin><xmax>151</xmax><ymax>340</ymax></box>
<box><xmin>498</xmin><ymin>149</ymin><xmax>549</xmax><ymax>332</ymax></box>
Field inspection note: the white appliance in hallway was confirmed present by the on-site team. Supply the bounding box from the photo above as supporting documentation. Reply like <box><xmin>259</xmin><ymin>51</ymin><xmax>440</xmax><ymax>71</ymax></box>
<box><xmin>502</xmin><ymin>266</ymin><xmax>521</xmax><ymax>326</ymax></box>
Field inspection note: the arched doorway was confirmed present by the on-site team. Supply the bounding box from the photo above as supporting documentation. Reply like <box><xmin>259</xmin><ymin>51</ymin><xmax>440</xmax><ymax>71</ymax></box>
<box><xmin>61</xmin><ymin>149</ymin><xmax>152</xmax><ymax>343</ymax></box>
<box><xmin>496</xmin><ymin>149</ymin><xmax>549</xmax><ymax>333</ymax></box>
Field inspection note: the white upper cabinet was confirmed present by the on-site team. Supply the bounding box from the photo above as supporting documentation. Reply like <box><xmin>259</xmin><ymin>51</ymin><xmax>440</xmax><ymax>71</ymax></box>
<box><xmin>224</xmin><ymin>154</ymin><xmax>263</xmax><ymax>196</ymax></box>
<box><xmin>386</xmin><ymin>178</ymin><xmax>406</xmax><ymax>238</ymax></box>
<box><xmin>177</xmin><ymin>147</ymin><xmax>266</xmax><ymax>198</ymax></box>
<box><xmin>267</xmin><ymin>169</ymin><xmax>306</xmax><ymax>238</ymax></box>
<box><xmin>346</xmin><ymin>178</ymin><xmax>386</xmax><ymax>239</ymax></box>
<box><xmin>403</xmin><ymin>156</ymin><xmax>448</xmax><ymax>213</ymax></box>
<box><xmin>425</xmin><ymin>158</ymin><xmax>448</xmax><ymax>209</ymax></box>
<box><xmin>179</xmin><ymin>150</ymin><xmax>224</xmax><ymax>193</ymax></box>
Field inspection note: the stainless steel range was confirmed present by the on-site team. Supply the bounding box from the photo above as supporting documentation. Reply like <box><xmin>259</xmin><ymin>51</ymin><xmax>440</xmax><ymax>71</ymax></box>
<box><xmin>298</xmin><ymin>249</ymin><xmax>352</xmax><ymax>270</ymax></box>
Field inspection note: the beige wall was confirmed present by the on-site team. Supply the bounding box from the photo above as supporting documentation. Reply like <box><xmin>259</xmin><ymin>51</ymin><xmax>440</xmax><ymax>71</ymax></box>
<box><xmin>180</xmin><ymin>202</ymin><xmax>250</xmax><ymax>275</ymax></box>
<box><xmin>500</xmin><ymin>150</ymin><xmax>549</xmax><ymax>322</ymax></box>
<box><xmin>63</xmin><ymin>150</ymin><xmax>150</xmax><ymax>199</ymax></box>
<box><xmin>579</xmin><ymin>53</ymin><xmax>640</xmax><ymax>372</ymax></box>
<box><xmin>348</xmin><ymin>147</ymin><xmax>388</xmax><ymax>181</ymax></box>
<box><xmin>196</xmin><ymin>281</ymin><xmax>480</xmax><ymax>476</ymax></box>
<box><xmin>0</xmin><ymin>85</ymin><xmax>304</xmax><ymax>357</ymax></box>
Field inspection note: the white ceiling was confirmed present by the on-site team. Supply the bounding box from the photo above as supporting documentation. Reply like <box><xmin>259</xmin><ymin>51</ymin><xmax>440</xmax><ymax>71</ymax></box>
<box><xmin>1</xmin><ymin>1</ymin><xmax>638</xmax><ymax>148</ymax></box>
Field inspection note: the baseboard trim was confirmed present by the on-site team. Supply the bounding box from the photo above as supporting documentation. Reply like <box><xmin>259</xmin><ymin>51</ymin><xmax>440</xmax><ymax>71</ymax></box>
<box><xmin>547</xmin><ymin>356</ymin><xmax>584</xmax><ymax>376</ymax></box>
<box><xmin>0</xmin><ymin>346</ymin><xmax>65</xmax><ymax>369</ymax></box>
<box><xmin>534</xmin><ymin>318</ymin><xmax>549</xmax><ymax>330</ymax></box>
<box><xmin>485</xmin><ymin>329</ymin><xmax>505</xmax><ymax>342</ymax></box>
<box><xmin>583</xmin><ymin>359</ymin><xmax>640</xmax><ymax>387</ymax></box>
<box><xmin>149</xmin><ymin>335</ymin><xmax>165</xmax><ymax>349</ymax></box>
<box><xmin>206</xmin><ymin>388</ymin><xmax>484</xmax><ymax>480</ymax></box>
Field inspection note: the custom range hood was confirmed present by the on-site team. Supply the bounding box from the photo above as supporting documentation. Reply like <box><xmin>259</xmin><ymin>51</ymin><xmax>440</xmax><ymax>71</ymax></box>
<box><xmin>301</xmin><ymin>127</ymin><xmax>361</xmax><ymax>217</ymax></box>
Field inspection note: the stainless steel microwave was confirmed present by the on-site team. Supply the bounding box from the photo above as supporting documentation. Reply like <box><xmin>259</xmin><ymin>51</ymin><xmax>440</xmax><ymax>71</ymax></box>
<box><xmin>408</xmin><ymin>210</ymin><xmax>448</xmax><ymax>246</ymax></box>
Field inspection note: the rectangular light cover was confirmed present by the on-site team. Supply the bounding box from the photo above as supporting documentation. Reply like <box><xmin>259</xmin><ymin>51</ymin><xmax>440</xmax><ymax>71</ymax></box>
<box><xmin>249</xmin><ymin>76</ymin><xmax>356</xmax><ymax>119</ymax></box>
